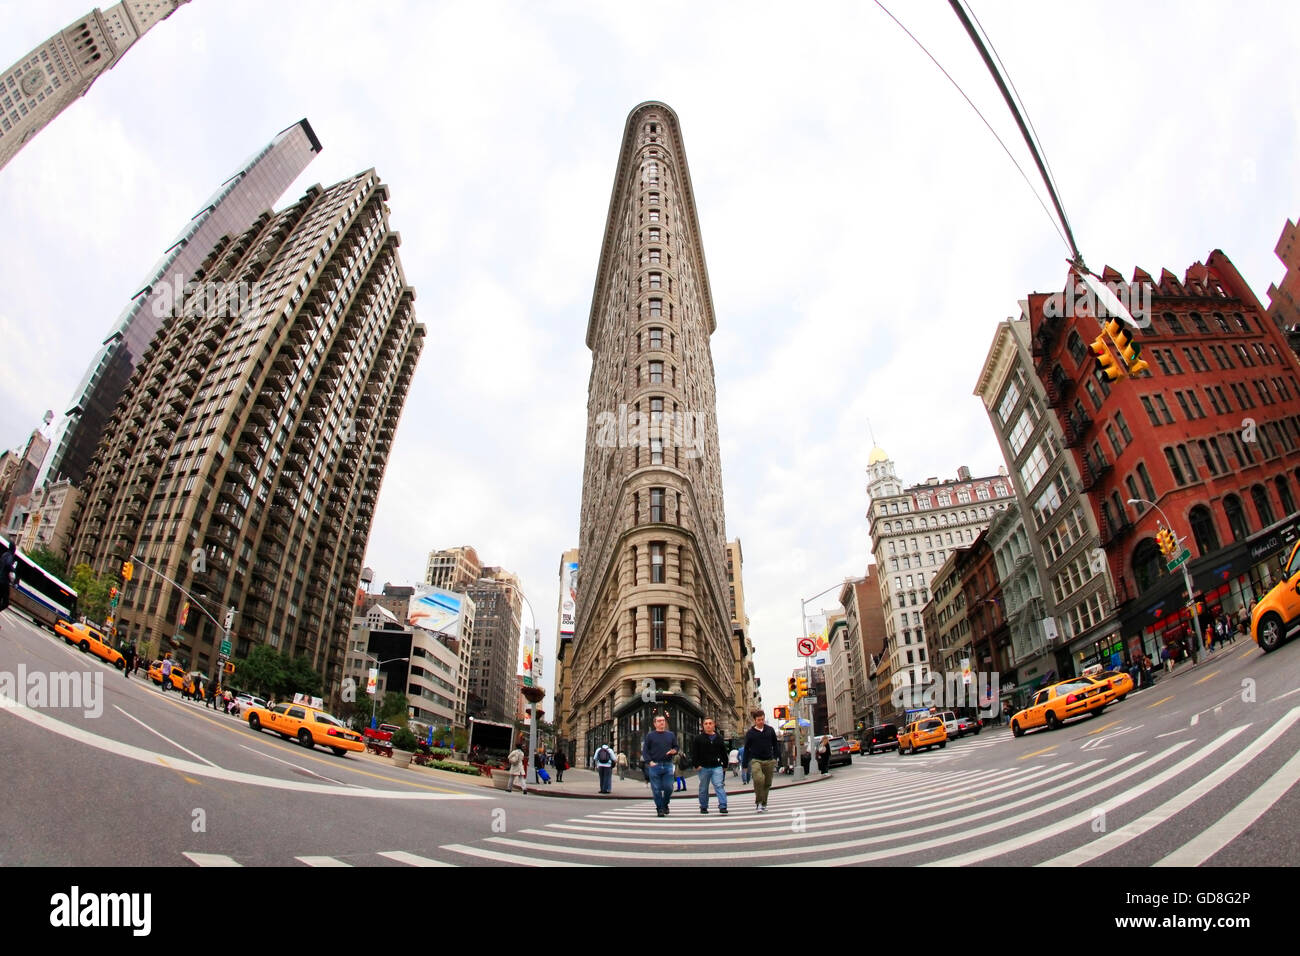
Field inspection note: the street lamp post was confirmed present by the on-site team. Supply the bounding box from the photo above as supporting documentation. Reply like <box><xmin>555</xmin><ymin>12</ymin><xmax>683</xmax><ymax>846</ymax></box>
<box><xmin>1127</xmin><ymin>498</ymin><xmax>1201</xmax><ymax>665</ymax></box>
<box><xmin>360</xmin><ymin>653</ymin><xmax>409</xmax><ymax>727</ymax></box>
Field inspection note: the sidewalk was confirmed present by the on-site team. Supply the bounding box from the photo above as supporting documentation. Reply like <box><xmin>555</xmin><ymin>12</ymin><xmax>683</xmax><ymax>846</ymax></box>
<box><xmin>508</xmin><ymin>765</ymin><xmax>832</xmax><ymax>800</ymax></box>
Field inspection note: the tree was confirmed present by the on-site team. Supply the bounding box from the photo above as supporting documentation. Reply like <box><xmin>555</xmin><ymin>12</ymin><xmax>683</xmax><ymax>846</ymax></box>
<box><xmin>68</xmin><ymin>563</ymin><xmax>114</xmax><ymax>623</ymax></box>
<box><xmin>378</xmin><ymin>691</ymin><xmax>410</xmax><ymax>727</ymax></box>
<box><xmin>235</xmin><ymin>644</ymin><xmax>286</xmax><ymax>697</ymax></box>
<box><xmin>286</xmin><ymin>654</ymin><xmax>322</xmax><ymax>698</ymax></box>
<box><xmin>24</xmin><ymin>544</ymin><xmax>66</xmax><ymax>581</ymax></box>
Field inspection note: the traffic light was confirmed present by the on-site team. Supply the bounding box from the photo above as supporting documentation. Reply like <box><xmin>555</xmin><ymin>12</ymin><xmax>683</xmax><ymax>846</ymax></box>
<box><xmin>788</xmin><ymin>677</ymin><xmax>798</xmax><ymax>700</ymax></box>
<box><xmin>121</xmin><ymin>561</ymin><xmax>133</xmax><ymax>582</ymax></box>
<box><xmin>1106</xmin><ymin>319</ymin><xmax>1149</xmax><ymax>376</ymax></box>
<box><xmin>1090</xmin><ymin>335</ymin><xmax>1123</xmax><ymax>381</ymax></box>
<box><xmin>796</xmin><ymin>676</ymin><xmax>809</xmax><ymax>699</ymax></box>
<box><xmin>773</xmin><ymin>706</ymin><xmax>788</xmax><ymax>720</ymax></box>
<box><xmin>109</xmin><ymin>587</ymin><xmax>118</xmax><ymax>601</ymax></box>
<box><xmin>223</xmin><ymin>661</ymin><xmax>236</xmax><ymax>675</ymax></box>
<box><xmin>1156</xmin><ymin>526</ymin><xmax>1177</xmax><ymax>558</ymax></box>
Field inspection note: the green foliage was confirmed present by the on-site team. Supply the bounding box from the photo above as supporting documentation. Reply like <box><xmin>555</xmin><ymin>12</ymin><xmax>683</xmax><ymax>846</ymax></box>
<box><xmin>236</xmin><ymin>644</ymin><xmax>286</xmax><ymax>697</ymax></box>
<box><xmin>286</xmin><ymin>654</ymin><xmax>322</xmax><ymax>698</ymax></box>
<box><xmin>391</xmin><ymin>726</ymin><xmax>419</xmax><ymax>752</ymax></box>
<box><xmin>426</xmin><ymin>761</ymin><xmax>479</xmax><ymax>775</ymax></box>
<box><xmin>378</xmin><ymin>691</ymin><xmax>410</xmax><ymax>726</ymax></box>
<box><xmin>68</xmin><ymin>563</ymin><xmax>114</xmax><ymax>623</ymax></box>
<box><xmin>24</xmin><ymin>545</ymin><xmax>66</xmax><ymax>581</ymax></box>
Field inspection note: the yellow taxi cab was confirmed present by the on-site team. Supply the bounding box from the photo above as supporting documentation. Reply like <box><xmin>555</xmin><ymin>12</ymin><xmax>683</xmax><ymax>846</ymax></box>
<box><xmin>1253</xmin><ymin>537</ymin><xmax>1300</xmax><ymax>652</ymax></box>
<box><xmin>245</xmin><ymin>701</ymin><xmax>365</xmax><ymax>756</ymax></box>
<box><xmin>897</xmin><ymin>716</ymin><xmax>947</xmax><ymax>755</ymax></box>
<box><xmin>147</xmin><ymin>659</ymin><xmax>188</xmax><ymax>690</ymax></box>
<box><xmin>54</xmin><ymin>619</ymin><xmax>125</xmax><ymax>669</ymax></box>
<box><xmin>1093</xmin><ymin>669</ymin><xmax>1134</xmax><ymax>703</ymax></box>
<box><xmin>847</xmin><ymin>739</ymin><xmax>862</xmax><ymax>755</ymax></box>
<box><xmin>1010</xmin><ymin>677</ymin><xmax>1108</xmax><ymax>737</ymax></box>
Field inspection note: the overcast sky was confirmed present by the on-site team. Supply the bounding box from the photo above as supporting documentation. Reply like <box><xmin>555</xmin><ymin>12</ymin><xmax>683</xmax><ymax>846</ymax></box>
<box><xmin>2</xmin><ymin>0</ymin><xmax>1298</xmax><ymax>725</ymax></box>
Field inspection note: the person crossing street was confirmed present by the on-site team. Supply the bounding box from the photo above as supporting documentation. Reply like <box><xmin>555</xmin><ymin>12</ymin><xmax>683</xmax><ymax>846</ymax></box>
<box><xmin>741</xmin><ymin>709</ymin><xmax>779</xmax><ymax>812</ymax></box>
<box><xmin>692</xmin><ymin>717</ymin><xmax>729</xmax><ymax>814</ymax></box>
<box><xmin>642</xmin><ymin>714</ymin><xmax>679</xmax><ymax>817</ymax></box>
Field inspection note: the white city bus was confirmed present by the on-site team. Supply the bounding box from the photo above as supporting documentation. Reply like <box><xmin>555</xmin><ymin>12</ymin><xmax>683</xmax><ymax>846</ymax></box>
<box><xmin>0</xmin><ymin>534</ymin><xmax>79</xmax><ymax>630</ymax></box>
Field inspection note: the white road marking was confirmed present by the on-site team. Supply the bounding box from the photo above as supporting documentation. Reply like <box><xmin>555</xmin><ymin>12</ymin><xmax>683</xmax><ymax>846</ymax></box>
<box><xmin>925</xmin><ymin>732</ymin><xmax>1244</xmax><ymax>867</ymax></box>
<box><xmin>1047</xmin><ymin>709</ymin><xmax>1299</xmax><ymax>866</ymax></box>
<box><xmin>114</xmin><ymin>705</ymin><xmax>219</xmax><ymax>767</ymax></box>
<box><xmin>438</xmin><ymin>845</ymin><xmax>588</xmax><ymax>866</ymax></box>
<box><xmin>1271</xmin><ymin>687</ymin><xmax>1300</xmax><ymax>702</ymax></box>
<box><xmin>1157</xmin><ymin>739</ymin><xmax>1300</xmax><ymax>865</ymax></box>
<box><xmin>376</xmin><ymin>850</ymin><xmax>457</xmax><ymax>867</ymax></box>
<box><xmin>0</xmin><ymin>692</ymin><xmax>486</xmax><ymax>800</ymax></box>
<box><xmin>239</xmin><ymin>744</ymin><xmax>352</xmax><ymax>785</ymax></box>
<box><xmin>184</xmin><ymin>853</ymin><xmax>241</xmax><ymax>867</ymax></box>
<box><xmin>297</xmin><ymin>856</ymin><xmax>353</xmax><ymax>867</ymax></box>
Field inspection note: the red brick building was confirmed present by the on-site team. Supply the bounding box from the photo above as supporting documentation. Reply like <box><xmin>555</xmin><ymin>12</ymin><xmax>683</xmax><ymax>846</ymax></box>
<box><xmin>960</xmin><ymin>530</ymin><xmax>1010</xmax><ymax>679</ymax></box>
<box><xmin>1029</xmin><ymin>251</ymin><xmax>1300</xmax><ymax>664</ymax></box>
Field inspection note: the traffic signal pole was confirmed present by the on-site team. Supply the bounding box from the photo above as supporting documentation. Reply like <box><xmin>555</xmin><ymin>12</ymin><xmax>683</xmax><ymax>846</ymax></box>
<box><xmin>1128</xmin><ymin>499</ymin><xmax>1201</xmax><ymax>665</ymax></box>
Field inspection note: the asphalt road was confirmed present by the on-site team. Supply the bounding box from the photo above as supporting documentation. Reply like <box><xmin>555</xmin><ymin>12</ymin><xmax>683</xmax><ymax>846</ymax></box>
<box><xmin>3</xmin><ymin>605</ymin><xmax>1298</xmax><ymax>868</ymax></box>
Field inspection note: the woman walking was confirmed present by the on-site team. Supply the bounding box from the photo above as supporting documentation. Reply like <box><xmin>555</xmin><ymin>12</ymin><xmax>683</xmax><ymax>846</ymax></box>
<box><xmin>507</xmin><ymin>744</ymin><xmax>528</xmax><ymax>794</ymax></box>
<box><xmin>616</xmin><ymin>750</ymin><xmax>628</xmax><ymax>781</ymax></box>
<box><xmin>816</xmin><ymin>736</ymin><xmax>831</xmax><ymax>775</ymax></box>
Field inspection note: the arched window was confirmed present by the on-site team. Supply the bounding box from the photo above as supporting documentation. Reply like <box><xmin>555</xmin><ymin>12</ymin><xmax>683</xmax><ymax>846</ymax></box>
<box><xmin>1276</xmin><ymin>475</ymin><xmax>1296</xmax><ymax>517</ymax></box>
<box><xmin>1132</xmin><ymin>537</ymin><xmax>1164</xmax><ymax>595</ymax></box>
<box><xmin>1189</xmin><ymin>505</ymin><xmax>1219</xmax><ymax>556</ymax></box>
<box><xmin>1252</xmin><ymin>484</ymin><xmax>1276</xmax><ymax>528</ymax></box>
<box><xmin>1223</xmin><ymin>494</ymin><xmax>1250</xmax><ymax>542</ymax></box>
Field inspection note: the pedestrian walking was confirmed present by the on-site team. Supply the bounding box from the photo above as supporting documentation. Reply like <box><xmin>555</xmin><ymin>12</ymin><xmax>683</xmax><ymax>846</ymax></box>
<box><xmin>816</xmin><ymin>736</ymin><xmax>831</xmax><ymax>775</ymax></box>
<box><xmin>1204</xmin><ymin>624</ymin><xmax>1214</xmax><ymax>654</ymax></box>
<box><xmin>0</xmin><ymin>540</ymin><xmax>17</xmax><ymax>626</ymax></box>
<box><xmin>642</xmin><ymin>714</ymin><xmax>680</xmax><ymax>817</ymax></box>
<box><xmin>728</xmin><ymin>747</ymin><xmax>739</xmax><ymax>777</ymax></box>
<box><xmin>594</xmin><ymin>741</ymin><xmax>616</xmax><ymax>793</ymax></box>
<box><xmin>1161</xmin><ymin>645</ymin><xmax>1173</xmax><ymax>673</ymax></box>
<box><xmin>506</xmin><ymin>745</ymin><xmax>528</xmax><ymax>794</ymax></box>
<box><xmin>741</xmin><ymin>709</ymin><xmax>779</xmax><ymax>813</ymax></box>
<box><xmin>616</xmin><ymin>750</ymin><xmax>628</xmax><ymax>781</ymax></box>
<box><xmin>208</xmin><ymin>681</ymin><xmax>220</xmax><ymax>709</ymax></box>
<box><xmin>535</xmin><ymin>746</ymin><xmax>550</xmax><ymax>783</ymax></box>
<box><xmin>673</xmin><ymin>749</ymin><xmax>687</xmax><ymax>792</ymax></box>
<box><xmin>739</xmin><ymin>745</ymin><xmax>751</xmax><ymax>785</ymax></box>
<box><xmin>692</xmin><ymin>717</ymin><xmax>729</xmax><ymax>814</ymax></box>
<box><xmin>159</xmin><ymin>654</ymin><xmax>173</xmax><ymax>692</ymax></box>
<box><xmin>122</xmin><ymin>643</ymin><xmax>136</xmax><ymax>680</ymax></box>
<box><xmin>553</xmin><ymin>748</ymin><xmax>568</xmax><ymax>783</ymax></box>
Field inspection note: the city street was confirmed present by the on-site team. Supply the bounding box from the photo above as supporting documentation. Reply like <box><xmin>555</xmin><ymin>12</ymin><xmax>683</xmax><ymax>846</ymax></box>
<box><xmin>3</xmin><ymin>606</ymin><xmax>1297</xmax><ymax>867</ymax></box>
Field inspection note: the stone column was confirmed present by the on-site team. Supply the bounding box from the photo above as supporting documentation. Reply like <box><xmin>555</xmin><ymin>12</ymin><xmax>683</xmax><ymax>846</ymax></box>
<box><xmin>668</xmin><ymin>605</ymin><xmax>683</xmax><ymax>653</ymax></box>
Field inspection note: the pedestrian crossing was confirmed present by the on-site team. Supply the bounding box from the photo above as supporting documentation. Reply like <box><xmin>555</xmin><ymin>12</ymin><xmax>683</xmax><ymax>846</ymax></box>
<box><xmin>181</xmin><ymin>708</ymin><xmax>1300</xmax><ymax>866</ymax></box>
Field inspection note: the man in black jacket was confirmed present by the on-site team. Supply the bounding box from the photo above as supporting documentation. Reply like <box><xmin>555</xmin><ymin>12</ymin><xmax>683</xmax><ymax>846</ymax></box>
<box><xmin>692</xmin><ymin>717</ymin><xmax>729</xmax><ymax>814</ymax></box>
<box><xmin>742</xmin><ymin>709</ymin><xmax>780</xmax><ymax>812</ymax></box>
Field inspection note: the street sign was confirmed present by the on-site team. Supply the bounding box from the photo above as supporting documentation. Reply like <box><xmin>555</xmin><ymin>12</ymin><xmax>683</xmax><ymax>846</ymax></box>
<box><xmin>796</xmin><ymin>638</ymin><xmax>815</xmax><ymax>657</ymax></box>
<box><xmin>804</xmin><ymin>696</ymin><xmax>819</xmax><ymax>704</ymax></box>
<box><xmin>1167</xmin><ymin>548</ymin><xmax>1191</xmax><ymax>572</ymax></box>
<box><xmin>220</xmin><ymin>639</ymin><xmax>231</xmax><ymax>656</ymax></box>
<box><xmin>224</xmin><ymin>607</ymin><xmax>236</xmax><ymax>631</ymax></box>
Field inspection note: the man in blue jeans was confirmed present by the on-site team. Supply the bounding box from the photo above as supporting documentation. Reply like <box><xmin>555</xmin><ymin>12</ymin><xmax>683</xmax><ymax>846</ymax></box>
<box><xmin>692</xmin><ymin>717</ymin><xmax>729</xmax><ymax>814</ymax></box>
<box><xmin>641</xmin><ymin>714</ymin><xmax>679</xmax><ymax>817</ymax></box>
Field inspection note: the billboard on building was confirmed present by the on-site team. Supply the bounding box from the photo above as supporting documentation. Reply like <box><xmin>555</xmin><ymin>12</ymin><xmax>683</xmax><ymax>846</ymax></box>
<box><xmin>561</xmin><ymin>561</ymin><xmax>578</xmax><ymax>634</ymax></box>
<box><xmin>408</xmin><ymin>585</ymin><xmax>464</xmax><ymax>639</ymax></box>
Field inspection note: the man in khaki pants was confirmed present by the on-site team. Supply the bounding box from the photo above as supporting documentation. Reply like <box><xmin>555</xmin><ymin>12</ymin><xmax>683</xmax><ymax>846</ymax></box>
<box><xmin>741</xmin><ymin>709</ymin><xmax>780</xmax><ymax>812</ymax></box>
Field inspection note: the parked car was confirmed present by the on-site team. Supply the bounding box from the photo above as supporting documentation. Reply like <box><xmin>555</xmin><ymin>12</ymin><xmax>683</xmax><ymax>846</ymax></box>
<box><xmin>954</xmin><ymin>715</ymin><xmax>982</xmax><ymax>736</ymax></box>
<box><xmin>826</xmin><ymin>735</ymin><xmax>853</xmax><ymax>768</ymax></box>
<box><xmin>1010</xmin><ymin>678</ymin><xmax>1107</xmax><ymax>737</ymax></box>
<box><xmin>898</xmin><ymin>717</ymin><xmax>947</xmax><ymax>755</ymax></box>
<box><xmin>231</xmin><ymin>692</ymin><xmax>268</xmax><ymax>716</ymax></box>
<box><xmin>864</xmin><ymin>723</ymin><xmax>899</xmax><ymax>754</ymax></box>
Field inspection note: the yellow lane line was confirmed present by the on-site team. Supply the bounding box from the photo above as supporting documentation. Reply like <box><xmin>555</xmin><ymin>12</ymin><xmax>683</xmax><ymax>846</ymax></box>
<box><xmin>1146</xmin><ymin>695</ymin><xmax>1173</xmax><ymax>709</ymax></box>
<box><xmin>1087</xmin><ymin>720</ymin><xmax>1121</xmax><ymax>736</ymax></box>
<box><xmin>1194</xmin><ymin>670</ymin><xmax>1220</xmax><ymax>685</ymax></box>
<box><xmin>1019</xmin><ymin>745</ymin><xmax>1057</xmax><ymax>760</ymax></box>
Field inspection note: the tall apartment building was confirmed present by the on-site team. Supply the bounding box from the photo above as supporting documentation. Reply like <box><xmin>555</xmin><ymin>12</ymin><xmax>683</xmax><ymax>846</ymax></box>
<box><xmin>67</xmin><ymin>170</ymin><xmax>423</xmax><ymax>694</ymax></box>
<box><xmin>0</xmin><ymin>427</ymin><xmax>50</xmax><ymax>527</ymax></box>
<box><xmin>0</xmin><ymin>1</ymin><xmax>190</xmax><ymax>170</ymax></box>
<box><xmin>838</xmin><ymin>572</ymin><xmax>883</xmax><ymax>730</ymax></box>
<box><xmin>1023</xmin><ymin>255</ymin><xmax>1300</xmax><ymax>671</ymax></box>
<box><xmin>726</xmin><ymin>539</ymin><xmax>756</xmax><ymax>729</ymax></box>
<box><xmin>566</xmin><ymin>102</ymin><xmax>735</xmax><ymax>762</ymax></box>
<box><xmin>424</xmin><ymin>547</ymin><xmax>523</xmax><ymax>723</ymax></box>
<box><xmin>976</xmin><ymin>315</ymin><xmax>1108</xmax><ymax>702</ymax></box>
<box><xmin>553</xmin><ymin>547</ymin><xmax>579</xmax><ymax>761</ymax></box>
<box><xmin>464</xmin><ymin>567</ymin><xmax>523</xmax><ymax>723</ymax></box>
<box><xmin>866</xmin><ymin>450</ymin><xmax>1016</xmax><ymax>711</ymax></box>
<box><xmin>39</xmin><ymin>119</ymin><xmax>321</xmax><ymax>489</ymax></box>
<box><xmin>425</xmin><ymin>545</ymin><xmax>481</xmax><ymax>593</ymax></box>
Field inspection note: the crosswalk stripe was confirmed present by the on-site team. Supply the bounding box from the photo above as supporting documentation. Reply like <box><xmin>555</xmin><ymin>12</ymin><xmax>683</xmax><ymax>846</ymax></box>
<box><xmin>376</xmin><ymin>850</ymin><xmax>457</xmax><ymax>867</ymax></box>
<box><xmin>296</xmin><ymin>856</ymin><xmax>352</xmax><ymax>867</ymax></box>
<box><xmin>1046</xmin><ymin>709</ymin><xmax>1300</xmax><ymax>866</ymax></box>
<box><xmin>925</xmin><ymin>732</ymin><xmax>1245</xmax><ymax>866</ymax></box>
<box><xmin>439</xmin><ymin>843</ymin><xmax>592</xmax><ymax>866</ymax></box>
<box><xmin>183</xmin><ymin>853</ymin><xmax>241</xmax><ymax>867</ymax></box>
<box><xmin>1157</xmin><ymin>727</ymin><xmax>1300</xmax><ymax>865</ymax></box>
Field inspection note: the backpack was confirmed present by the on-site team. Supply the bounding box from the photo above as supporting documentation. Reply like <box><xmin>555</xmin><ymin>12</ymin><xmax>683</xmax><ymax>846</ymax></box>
<box><xmin>597</xmin><ymin>746</ymin><xmax>611</xmax><ymax>765</ymax></box>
